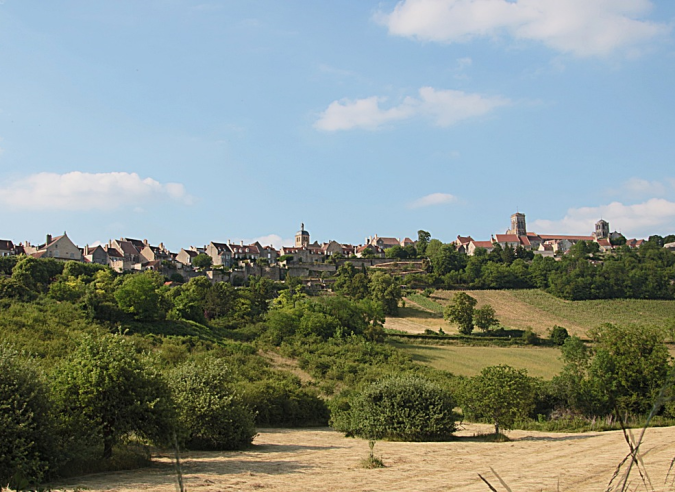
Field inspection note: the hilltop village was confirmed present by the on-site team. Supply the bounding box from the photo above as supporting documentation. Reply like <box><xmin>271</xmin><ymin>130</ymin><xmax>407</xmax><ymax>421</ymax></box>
<box><xmin>0</xmin><ymin>213</ymin><xmax>671</xmax><ymax>286</ymax></box>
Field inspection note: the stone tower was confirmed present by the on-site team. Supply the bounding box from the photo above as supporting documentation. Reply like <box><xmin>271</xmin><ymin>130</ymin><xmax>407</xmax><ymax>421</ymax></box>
<box><xmin>507</xmin><ymin>212</ymin><xmax>527</xmax><ymax>236</ymax></box>
<box><xmin>295</xmin><ymin>223</ymin><xmax>310</xmax><ymax>248</ymax></box>
<box><xmin>593</xmin><ymin>219</ymin><xmax>609</xmax><ymax>240</ymax></box>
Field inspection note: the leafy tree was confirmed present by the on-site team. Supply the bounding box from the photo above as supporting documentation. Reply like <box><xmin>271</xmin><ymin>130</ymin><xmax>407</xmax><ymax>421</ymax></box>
<box><xmin>610</xmin><ymin>233</ymin><xmax>627</xmax><ymax>246</ymax></box>
<box><xmin>369</xmin><ymin>271</ymin><xmax>401</xmax><ymax>316</ymax></box>
<box><xmin>430</xmin><ymin>244</ymin><xmax>466</xmax><ymax>275</ymax></box>
<box><xmin>12</xmin><ymin>256</ymin><xmax>64</xmax><ymax>293</ymax></box>
<box><xmin>114</xmin><ymin>271</ymin><xmax>166</xmax><ymax>321</ymax></box>
<box><xmin>462</xmin><ymin>365</ymin><xmax>535</xmax><ymax>435</ymax></box>
<box><xmin>169</xmin><ymin>357</ymin><xmax>255</xmax><ymax>450</ymax></box>
<box><xmin>330</xmin><ymin>375</ymin><xmax>458</xmax><ymax>441</ymax></box>
<box><xmin>474</xmin><ymin>304</ymin><xmax>498</xmax><ymax>332</ymax></box>
<box><xmin>587</xmin><ymin>324</ymin><xmax>670</xmax><ymax>415</ymax></box>
<box><xmin>192</xmin><ymin>253</ymin><xmax>213</xmax><ymax>269</ymax></box>
<box><xmin>385</xmin><ymin>245</ymin><xmax>408</xmax><ymax>259</ymax></box>
<box><xmin>0</xmin><ymin>346</ymin><xmax>56</xmax><ymax>488</ymax></box>
<box><xmin>51</xmin><ymin>333</ymin><xmax>174</xmax><ymax>459</ymax></box>
<box><xmin>549</xmin><ymin>325</ymin><xmax>570</xmax><ymax>346</ymax></box>
<box><xmin>417</xmin><ymin>230</ymin><xmax>431</xmax><ymax>257</ymax></box>
<box><xmin>443</xmin><ymin>292</ymin><xmax>477</xmax><ymax>335</ymax></box>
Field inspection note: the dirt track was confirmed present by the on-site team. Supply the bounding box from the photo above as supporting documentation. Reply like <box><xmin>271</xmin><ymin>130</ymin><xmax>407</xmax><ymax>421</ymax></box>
<box><xmin>55</xmin><ymin>424</ymin><xmax>675</xmax><ymax>492</ymax></box>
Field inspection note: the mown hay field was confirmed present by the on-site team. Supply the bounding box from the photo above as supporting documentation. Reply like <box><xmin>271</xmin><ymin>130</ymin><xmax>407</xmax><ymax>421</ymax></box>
<box><xmin>55</xmin><ymin>425</ymin><xmax>675</xmax><ymax>492</ymax></box>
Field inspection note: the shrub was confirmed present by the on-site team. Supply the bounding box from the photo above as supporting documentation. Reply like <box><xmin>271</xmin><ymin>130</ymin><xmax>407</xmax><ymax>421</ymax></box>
<box><xmin>169</xmin><ymin>357</ymin><xmax>256</xmax><ymax>450</ymax></box>
<box><xmin>522</xmin><ymin>328</ymin><xmax>540</xmax><ymax>345</ymax></box>
<box><xmin>549</xmin><ymin>325</ymin><xmax>570</xmax><ymax>346</ymax></box>
<box><xmin>0</xmin><ymin>346</ymin><xmax>57</xmax><ymax>488</ymax></box>
<box><xmin>330</xmin><ymin>375</ymin><xmax>458</xmax><ymax>441</ymax></box>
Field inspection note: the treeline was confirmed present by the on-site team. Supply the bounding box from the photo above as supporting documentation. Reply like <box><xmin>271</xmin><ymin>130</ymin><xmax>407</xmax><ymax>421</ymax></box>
<box><xmin>402</xmin><ymin>236</ymin><xmax>675</xmax><ymax>300</ymax></box>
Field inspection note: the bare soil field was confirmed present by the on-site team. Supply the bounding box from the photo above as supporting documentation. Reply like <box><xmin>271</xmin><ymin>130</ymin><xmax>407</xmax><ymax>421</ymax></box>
<box><xmin>55</xmin><ymin>424</ymin><xmax>675</xmax><ymax>492</ymax></box>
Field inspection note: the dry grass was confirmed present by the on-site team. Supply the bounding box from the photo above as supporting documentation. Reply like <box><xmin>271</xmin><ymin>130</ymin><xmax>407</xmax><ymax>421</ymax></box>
<box><xmin>396</xmin><ymin>289</ymin><xmax>675</xmax><ymax>338</ymax></box>
<box><xmin>52</xmin><ymin>425</ymin><xmax>675</xmax><ymax>492</ymax></box>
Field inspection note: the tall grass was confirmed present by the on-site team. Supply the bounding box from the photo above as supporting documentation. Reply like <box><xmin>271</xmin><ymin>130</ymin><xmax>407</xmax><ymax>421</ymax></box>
<box><xmin>406</xmin><ymin>293</ymin><xmax>444</xmax><ymax>314</ymax></box>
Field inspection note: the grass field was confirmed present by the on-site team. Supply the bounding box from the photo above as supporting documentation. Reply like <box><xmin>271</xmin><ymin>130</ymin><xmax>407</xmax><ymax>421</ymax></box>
<box><xmin>427</xmin><ymin>289</ymin><xmax>675</xmax><ymax>337</ymax></box>
<box><xmin>395</xmin><ymin>342</ymin><xmax>564</xmax><ymax>379</ymax></box>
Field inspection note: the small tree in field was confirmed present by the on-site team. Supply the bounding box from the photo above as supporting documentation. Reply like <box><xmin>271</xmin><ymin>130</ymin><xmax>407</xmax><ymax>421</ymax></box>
<box><xmin>474</xmin><ymin>304</ymin><xmax>498</xmax><ymax>332</ymax></box>
<box><xmin>444</xmin><ymin>292</ymin><xmax>477</xmax><ymax>335</ymax></box>
<box><xmin>52</xmin><ymin>333</ymin><xmax>174</xmax><ymax>459</ymax></box>
<box><xmin>461</xmin><ymin>365</ymin><xmax>535</xmax><ymax>435</ymax></box>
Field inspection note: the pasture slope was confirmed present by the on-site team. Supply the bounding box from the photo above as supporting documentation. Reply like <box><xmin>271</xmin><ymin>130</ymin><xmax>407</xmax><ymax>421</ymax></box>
<box><xmin>388</xmin><ymin>289</ymin><xmax>675</xmax><ymax>337</ymax></box>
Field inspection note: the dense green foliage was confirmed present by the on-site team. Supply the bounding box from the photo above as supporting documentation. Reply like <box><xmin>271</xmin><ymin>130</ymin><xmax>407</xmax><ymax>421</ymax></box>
<box><xmin>169</xmin><ymin>357</ymin><xmax>256</xmax><ymax>450</ymax></box>
<box><xmin>330</xmin><ymin>375</ymin><xmax>458</xmax><ymax>441</ymax></box>
<box><xmin>460</xmin><ymin>365</ymin><xmax>536</xmax><ymax>434</ymax></box>
<box><xmin>406</xmin><ymin>238</ymin><xmax>675</xmax><ymax>301</ymax></box>
<box><xmin>0</xmin><ymin>346</ymin><xmax>56</xmax><ymax>489</ymax></box>
<box><xmin>443</xmin><ymin>292</ymin><xmax>478</xmax><ymax>334</ymax></box>
<box><xmin>52</xmin><ymin>333</ymin><xmax>174</xmax><ymax>459</ymax></box>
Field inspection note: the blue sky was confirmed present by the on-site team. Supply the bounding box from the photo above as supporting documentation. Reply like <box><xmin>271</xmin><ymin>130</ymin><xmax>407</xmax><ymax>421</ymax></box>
<box><xmin>1</xmin><ymin>0</ymin><xmax>674</xmax><ymax>251</ymax></box>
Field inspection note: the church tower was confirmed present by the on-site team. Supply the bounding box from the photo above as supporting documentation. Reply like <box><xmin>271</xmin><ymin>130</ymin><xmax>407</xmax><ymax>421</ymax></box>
<box><xmin>295</xmin><ymin>223</ymin><xmax>310</xmax><ymax>248</ymax></box>
<box><xmin>507</xmin><ymin>212</ymin><xmax>527</xmax><ymax>236</ymax></box>
<box><xmin>593</xmin><ymin>219</ymin><xmax>609</xmax><ymax>240</ymax></box>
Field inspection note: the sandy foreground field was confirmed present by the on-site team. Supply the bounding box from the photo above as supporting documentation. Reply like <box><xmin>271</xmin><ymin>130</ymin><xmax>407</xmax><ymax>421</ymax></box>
<box><xmin>55</xmin><ymin>424</ymin><xmax>675</xmax><ymax>492</ymax></box>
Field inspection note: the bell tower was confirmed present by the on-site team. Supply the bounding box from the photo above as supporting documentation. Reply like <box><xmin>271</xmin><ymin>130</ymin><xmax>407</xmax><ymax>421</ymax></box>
<box><xmin>295</xmin><ymin>223</ymin><xmax>310</xmax><ymax>248</ymax></box>
<box><xmin>508</xmin><ymin>212</ymin><xmax>527</xmax><ymax>236</ymax></box>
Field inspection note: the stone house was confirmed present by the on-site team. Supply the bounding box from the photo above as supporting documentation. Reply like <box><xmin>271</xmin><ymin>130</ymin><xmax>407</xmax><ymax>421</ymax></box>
<box><xmin>0</xmin><ymin>239</ymin><xmax>16</xmax><ymax>257</ymax></box>
<box><xmin>82</xmin><ymin>245</ymin><xmax>109</xmax><ymax>265</ymax></box>
<box><xmin>176</xmin><ymin>248</ymin><xmax>199</xmax><ymax>266</ymax></box>
<box><xmin>206</xmin><ymin>241</ymin><xmax>233</xmax><ymax>267</ymax></box>
<box><xmin>24</xmin><ymin>233</ymin><xmax>82</xmax><ymax>261</ymax></box>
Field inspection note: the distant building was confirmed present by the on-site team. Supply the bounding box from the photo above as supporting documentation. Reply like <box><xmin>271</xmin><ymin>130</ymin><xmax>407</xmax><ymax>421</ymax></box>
<box><xmin>593</xmin><ymin>219</ymin><xmax>610</xmax><ymax>240</ymax></box>
<box><xmin>295</xmin><ymin>223</ymin><xmax>310</xmax><ymax>248</ymax></box>
<box><xmin>24</xmin><ymin>233</ymin><xmax>82</xmax><ymax>262</ymax></box>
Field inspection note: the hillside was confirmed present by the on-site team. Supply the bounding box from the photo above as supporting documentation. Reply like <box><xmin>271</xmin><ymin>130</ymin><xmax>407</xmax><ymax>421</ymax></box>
<box><xmin>386</xmin><ymin>289</ymin><xmax>675</xmax><ymax>338</ymax></box>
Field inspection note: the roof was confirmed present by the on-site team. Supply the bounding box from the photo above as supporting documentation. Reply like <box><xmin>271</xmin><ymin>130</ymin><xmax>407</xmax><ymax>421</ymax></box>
<box><xmin>471</xmin><ymin>241</ymin><xmax>495</xmax><ymax>249</ymax></box>
<box><xmin>378</xmin><ymin>237</ymin><xmax>400</xmax><ymax>245</ymax></box>
<box><xmin>538</xmin><ymin>235</ymin><xmax>595</xmax><ymax>242</ymax></box>
<box><xmin>494</xmin><ymin>234</ymin><xmax>520</xmax><ymax>243</ymax></box>
<box><xmin>0</xmin><ymin>239</ymin><xmax>14</xmax><ymax>250</ymax></box>
<box><xmin>117</xmin><ymin>240</ymin><xmax>141</xmax><ymax>256</ymax></box>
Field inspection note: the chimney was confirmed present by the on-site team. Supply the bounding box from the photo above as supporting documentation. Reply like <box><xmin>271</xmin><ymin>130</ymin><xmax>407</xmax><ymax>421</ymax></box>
<box><xmin>46</xmin><ymin>234</ymin><xmax>52</xmax><ymax>244</ymax></box>
<box><xmin>240</xmin><ymin>240</ymin><xmax>244</xmax><ymax>246</ymax></box>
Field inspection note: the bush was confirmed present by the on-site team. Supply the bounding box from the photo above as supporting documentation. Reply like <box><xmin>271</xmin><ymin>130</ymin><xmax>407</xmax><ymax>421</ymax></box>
<box><xmin>169</xmin><ymin>357</ymin><xmax>256</xmax><ymax>450</ymax></box>
<box><xmin>522</xmin><ymin>328</ymin><xmax>540</xmax><ymax>345</ymax></box>
<box><xmin>549</xmin><ymin>325</ymin><xmax>570</xmax><ymax>346</ymax></box>
<box><xmin>0</xmin><ymin>346</ymin><xmax>57</xmax><ymax>488</ymax></box>
<box><xmin>240</xmin><ymin>380</ymin><xmax>329</xmax><ymax>427</ymax></box>
<box><xmin>330</xmin><ymin>375</ymin><xmax>458</xmax><ymax>441</ymax></box>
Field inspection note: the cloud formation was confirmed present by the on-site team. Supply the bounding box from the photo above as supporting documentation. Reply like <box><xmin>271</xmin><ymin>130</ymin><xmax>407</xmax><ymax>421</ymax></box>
<box><xmin>378</xmin><ymin>0</ymin><xmax>670</xmax><ymax>57</ymax></box>
<box><xmin>315</xmin><ymin>87</ymin><xmax>509</xmax><ymax>131</ymax></box>
<box><xmin>0</xmin><ymin>171</ymin><xmax>194</xmax><ymax>211</ymax></box>
<box><xmin>409</xmin><ymin>192</ymin><xmax>458</xmax><ymax>208</ymax></box>
<box><xmin>531</xmin><ymin>198</ymin><xmax>675</xmax><ymax>238</ymax></box>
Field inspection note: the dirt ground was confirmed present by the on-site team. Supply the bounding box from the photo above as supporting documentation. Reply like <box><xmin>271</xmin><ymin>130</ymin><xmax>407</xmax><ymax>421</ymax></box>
<box><xmin>55</xmin><ymin>424</ymin><xmax>675</xmax><ymax>492</ymax></box>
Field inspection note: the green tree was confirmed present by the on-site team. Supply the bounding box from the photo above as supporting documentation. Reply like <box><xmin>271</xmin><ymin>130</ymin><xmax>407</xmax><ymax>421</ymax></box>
<box><xmin>331</xmin><ymin>375</ymin><xmax>458</xmax><ymax>441</ymax></box>
<box><xmin>369</xmin><ymin>271</ymin><xmax>401</xmax><ymax>316</ymax></box>
<box><xmin>417</xmin><ymin>230</ymin><xmax>431</xmax><ymax>257</ymax></box>
<box><xmin>462</xmin><ymin>365</ymin><xmax>535</xmax><ymax>435</ymax></box>
<box><xmin>114</xmin><ymin>271</ymin><xmax>165</xmax><ymax>321</ymax></box>
<box><xmin>443</xmin><ymin>292</ymin><xmax>477</xmax><ymax>335</ymax></box>
<box><xmin>52</xmin><ymin>333</ymin><xmax>174</xmax><ymax>459</ymax></box>
<box><xmin>169</xmin><ymin>357</ymin><xmax>256</xmax><ymax>450</ymax></box>
<box><xmin>474</xmin><ymin>304</ymin><xmax>498</xmax><ymax>332</ymax></box>
<box><xmin>192</xmin><ymin>253</ymin><xmax>213</xmax><ymax>270</ymax></box>
<box><xmin>0</xmin><ymin>346</ymin><xmax>56</xmax><ymax>488</ymax></box>
<box><xmin>587</xmin><ymin>324</ymin><xmax>670</xmax><ymax>415</ymax></box>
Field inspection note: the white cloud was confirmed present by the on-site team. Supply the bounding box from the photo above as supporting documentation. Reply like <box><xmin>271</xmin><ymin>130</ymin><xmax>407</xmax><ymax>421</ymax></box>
<box><xmin>409</xmin><ymin>192</ymin><xmax>458</xmax><ymax>208</ymax></box>
<box><xmin>620</xmin><ymin>177</ymin><xmax>670</xmax><ymax>196</ymax></box>
<box><xmin>315</xmin><ymin>87</ymin><xmax>509</xmax><ymax>131</ymax></box>
<box><xmin>378</xmin><ymin>0</ymin><xmax>671</xmax><ymax>57</ymax></box>
<box><xmin>0</xmin><ymin>171</ymin><xmax>194</xmax><ymax>211</ymax></box>
<box><xmin>531</xmin><ymin>198</ymin><xmax>675</xmax><ymax>237</ymax></box>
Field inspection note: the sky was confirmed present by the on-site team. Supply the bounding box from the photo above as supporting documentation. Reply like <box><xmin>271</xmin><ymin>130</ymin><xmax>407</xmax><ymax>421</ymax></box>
<box><xmin>1</xmin><ymin>0</ymin><xmax>674</xmax><ymax>251</ymax></box>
